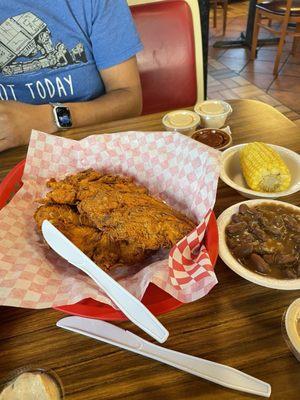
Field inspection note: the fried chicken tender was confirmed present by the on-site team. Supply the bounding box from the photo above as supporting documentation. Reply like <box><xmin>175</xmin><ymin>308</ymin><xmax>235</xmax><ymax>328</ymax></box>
<box><xmin>93</xmin><ymin>234</ymin><xmax>152</xmax><ymax>269</ymax></box>
<box><xmin>78</xmin><ymin>190</ymin><xmax>195</xmax><ymax>251</ymax></box>
<box><xmin>34</xmin><ymin>169</ymin><xmax>196</xmax><ymax>270</ymax></box>
<box><xmin>54</xmin><ymin>222</ymin><xmax>101</xmax><ymax>258</ymax></box>
<box><xmin>41</xmin><ymin>182</ymin><xmax>77</xmax><ymax>205</ymax></box>
<box><xmin>40</xmin><ymin>169</ymin><xmax>103</xmax><ymax>205</ymax></box>
<box><xmin>39</xmin><ymin>169</ymin><xmax>148</xmax><ymax>205</ymax></box>
<box><xmin>34</xmin><ymin>204</ymin><xmax>80</xmax><ymax>229</ymax></box>
<box><xmin>34</xmin><ymin>204</ymin><xmax>100</xmax><ymax>257</ymax></box>
<box><xmin>76</xmin><ymin>176</ymin><xmax>148</xmax><ymax>201</ymax></box>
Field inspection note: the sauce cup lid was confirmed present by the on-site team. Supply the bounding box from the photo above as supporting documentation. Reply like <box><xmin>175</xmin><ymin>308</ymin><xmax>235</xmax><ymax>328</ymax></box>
<box><xmin>162</xmin><ymin>110</ymin><xmax>200</xmax><ymax>130</ymax></box>
<box><xmin>194</xmin><ymin>100</ymin><xmax>232</xmax><ymax>116</ymax></box>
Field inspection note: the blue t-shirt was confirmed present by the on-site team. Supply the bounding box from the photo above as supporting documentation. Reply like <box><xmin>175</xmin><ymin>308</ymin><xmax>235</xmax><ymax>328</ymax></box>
<box><xmin>0</xmin><ymin>0</ymin><xmax>142</xmax><ymax>104</ymax></box>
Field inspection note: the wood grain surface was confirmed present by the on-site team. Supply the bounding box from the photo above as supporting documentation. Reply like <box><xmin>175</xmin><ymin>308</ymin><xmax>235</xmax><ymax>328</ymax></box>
<box><xmin>0</xmin><ymin>100</ymin><xmax>299</xmax><ymax>399</ymax></box>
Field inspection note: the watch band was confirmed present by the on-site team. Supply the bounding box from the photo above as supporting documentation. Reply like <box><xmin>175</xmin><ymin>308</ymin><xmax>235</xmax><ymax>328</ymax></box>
<box><xmin>50</xmin><ymin>102</ymin><xmax>64</xmax><ymax>107</ymax></box>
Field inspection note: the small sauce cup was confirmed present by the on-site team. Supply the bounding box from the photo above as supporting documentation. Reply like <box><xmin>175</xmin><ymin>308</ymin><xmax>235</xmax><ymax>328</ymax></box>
<box><xmin>162</xmin><ymin>110</ymin><xmax>200</xmax><ymax>136</ymax></box>
<box><xmin>0</xmin><ymin>367</ymin><xmax>64</xmax><ymax>399</ymax></box>
<box><xmin>192</xmin><ymin>128</ymin><xmax>232</xmax><ymax>150</ymax></box>
<box><xmin>194</xmin><ymin>100</ymin><xmax>232</xmax><ymax>129</ymax></box>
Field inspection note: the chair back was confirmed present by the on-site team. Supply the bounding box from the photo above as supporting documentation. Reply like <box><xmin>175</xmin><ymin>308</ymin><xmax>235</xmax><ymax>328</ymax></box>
<box><xmin>128</xmin><ymin>0</ymin><xmax>204</xmax><ymax>114</ymax></box>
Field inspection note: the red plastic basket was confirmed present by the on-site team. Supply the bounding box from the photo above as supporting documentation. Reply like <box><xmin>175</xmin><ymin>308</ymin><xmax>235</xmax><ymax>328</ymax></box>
<box><xmin>0</xmin><ymin>161</ymin><xmax>219</xmax><ymax>320</ymax></box>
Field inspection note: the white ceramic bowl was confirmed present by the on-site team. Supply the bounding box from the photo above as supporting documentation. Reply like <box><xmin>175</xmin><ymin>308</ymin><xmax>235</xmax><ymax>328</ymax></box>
<box><xmin>217</xmin><ymin>199</ymin><xmax>300</xmax><ymax>290</ymax></box>
<box><xmin>220</xmin><ymin>143</ymin><xmax>300</xmax><ymax>199</ymax></box>
<box><xmin>194</xmin><ymin>100</ymin><xmax>232</xmax><ymax>129</ymax></box>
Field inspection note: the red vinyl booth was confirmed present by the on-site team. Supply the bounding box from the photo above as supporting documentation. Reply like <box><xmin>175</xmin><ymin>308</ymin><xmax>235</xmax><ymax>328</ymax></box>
<box><xmin>130</xmin><ymin>1</ymin><xmax>199</xmax><ymax>115</ymax></box>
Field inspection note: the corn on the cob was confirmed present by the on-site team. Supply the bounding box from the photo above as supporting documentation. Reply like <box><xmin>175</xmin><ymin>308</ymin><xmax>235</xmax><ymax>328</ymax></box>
<box><xmin>240</xmin><ymin>142</ymin><xmax>291</xmax><ymax>192</ymax></box>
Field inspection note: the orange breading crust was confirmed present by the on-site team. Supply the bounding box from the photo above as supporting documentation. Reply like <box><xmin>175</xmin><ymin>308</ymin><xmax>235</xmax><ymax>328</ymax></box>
<box><xmin>34</xmin><ymin>169</ymin><xmax>195</xmax><ymax>270</ymax></box>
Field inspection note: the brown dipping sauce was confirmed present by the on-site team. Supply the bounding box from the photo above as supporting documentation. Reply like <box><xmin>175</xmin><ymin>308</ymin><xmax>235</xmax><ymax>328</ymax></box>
<box><xmin>192</xmin><ymin>129</ymin><xmax>230</xmax><ymax>149</ymax></box>
<box><xmin>225</xmin><ymin>203</ymin><xmax>300</xmax><ymax>279</ymax></box>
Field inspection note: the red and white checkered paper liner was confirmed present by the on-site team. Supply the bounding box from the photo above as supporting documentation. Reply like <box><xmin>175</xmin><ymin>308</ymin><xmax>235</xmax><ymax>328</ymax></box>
<box><xmin>0</xmin><ymin>130</ymin><xmax>220</xmax><ymax>309</ymax></box>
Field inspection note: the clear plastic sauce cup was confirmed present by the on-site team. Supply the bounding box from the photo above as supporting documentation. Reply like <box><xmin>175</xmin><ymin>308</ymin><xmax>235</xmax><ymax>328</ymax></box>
<box><xmin>162</xmin><ymin>110</ymin><xmax>200</xmax><ymax>136</ymax></box>
<box><xmin>0</xmin><ymin>368</ymin><xmax>64</xmax><ymax>400</ymax></box>
<box><xmin>282</xmin><ymin>298</ymin><xmax>300</xmax><ymax>362</ymax></box>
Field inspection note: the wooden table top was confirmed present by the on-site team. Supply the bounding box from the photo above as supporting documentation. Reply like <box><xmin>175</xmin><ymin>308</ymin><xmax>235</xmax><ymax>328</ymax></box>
<box><xmin>0</xmin><ymin>99</ymin><xmax>299</xmax><ymax>399</ymax></box>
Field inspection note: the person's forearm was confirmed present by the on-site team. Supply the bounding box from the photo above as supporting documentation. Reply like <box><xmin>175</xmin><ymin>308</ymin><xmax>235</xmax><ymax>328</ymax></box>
<box><xmin>0</xmin><ymin>87</ymin><xmax>142</xmax><ymax>152</ymax></box>
<box><xmin>67</xmin><ymin>87</ymin><xmax>142</xmax><ymax>128</ymax></box>
<box><xmin>39</xmin><ymin>87</ymin><xmax>142</xmax><ymax>134</ymax></box>
<box><xmin>0</xmin><ymin>57</ymin><xmax>143</xmax><ymax>152</ymax></box>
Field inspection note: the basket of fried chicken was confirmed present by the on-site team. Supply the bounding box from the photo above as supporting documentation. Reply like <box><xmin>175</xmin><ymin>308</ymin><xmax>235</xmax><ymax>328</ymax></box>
<box><xmin>0</xmin><ymin>130</ymin><xmax>220</xmax><ymax>309</ymax></box>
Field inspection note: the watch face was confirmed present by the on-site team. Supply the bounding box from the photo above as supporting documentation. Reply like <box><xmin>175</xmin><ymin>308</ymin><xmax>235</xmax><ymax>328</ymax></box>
<box><xmin>56</xmin><ymin>106</ymin><xmax>72</xmax><ymax>128</ymax></box>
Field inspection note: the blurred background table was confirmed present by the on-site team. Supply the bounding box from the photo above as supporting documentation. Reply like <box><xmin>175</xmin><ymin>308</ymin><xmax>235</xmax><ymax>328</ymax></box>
<box><xmin>0</xmin><ymin>99</ymin><xmax>299</xmax><ymax>399</ymax></box>
<box><xmin>213</xmin><ymin>0</ymin><xmax>280</xmax><ymax>49</ymax></box>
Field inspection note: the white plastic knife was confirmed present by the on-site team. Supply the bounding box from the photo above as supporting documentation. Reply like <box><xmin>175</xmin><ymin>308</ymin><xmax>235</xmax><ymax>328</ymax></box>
<box><xmin>42</xmin><ymin>220</ymin><xmax>168</xmax><ymax>343</ymax></box>
<box><xmin>57</xmin><ymin>316</ymin><xmax>271</xmax><ymax>398</ymax></box>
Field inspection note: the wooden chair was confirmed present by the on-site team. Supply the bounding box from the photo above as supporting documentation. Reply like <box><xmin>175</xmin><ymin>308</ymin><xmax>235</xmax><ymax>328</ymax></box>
<box><xmin>250</xmin><ymin>0</ymin><xmax>300</xmax><ymax>75</ymax></box>
<box><xmin>127</xmin><ymin>0</ymin><xmax>205</xmax><ymax>114</ymax></box>
<box><xmin>211</xmin><ymin>0</ymin><xmax>229</xmax><ymax>36</ymax></box>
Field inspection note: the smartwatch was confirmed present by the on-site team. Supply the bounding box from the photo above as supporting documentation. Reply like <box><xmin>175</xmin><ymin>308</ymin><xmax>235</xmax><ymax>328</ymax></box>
<box><xmin>50</xmin><ymin>102</ymin><xmax>73</xmax><ymax>129</ymax></box>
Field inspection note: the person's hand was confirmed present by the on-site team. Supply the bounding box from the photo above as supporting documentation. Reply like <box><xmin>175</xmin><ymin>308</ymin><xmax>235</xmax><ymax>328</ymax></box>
<box><xmin>0</xmin><ymin>101</ymin><xmax>56</xmax><ymax>152</ymax></box>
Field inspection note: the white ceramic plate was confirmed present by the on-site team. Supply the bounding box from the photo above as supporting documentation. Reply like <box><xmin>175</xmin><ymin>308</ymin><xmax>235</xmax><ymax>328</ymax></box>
<box><xmin>217</xmin><ymin>199</ymin><xmax>300</xmax><ymax>290</ymax></box>
<box><xmin>220</xmin><ymin>144</ymin><xmax>300</xmax><ymax>199</ymax></box>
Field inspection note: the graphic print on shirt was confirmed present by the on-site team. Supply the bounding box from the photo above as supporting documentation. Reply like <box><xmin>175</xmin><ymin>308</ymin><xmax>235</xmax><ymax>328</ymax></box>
<box><xmin>0</xmin><ymin>12</ymin><xmax>87</xmax><ymax>76</ymax></box>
